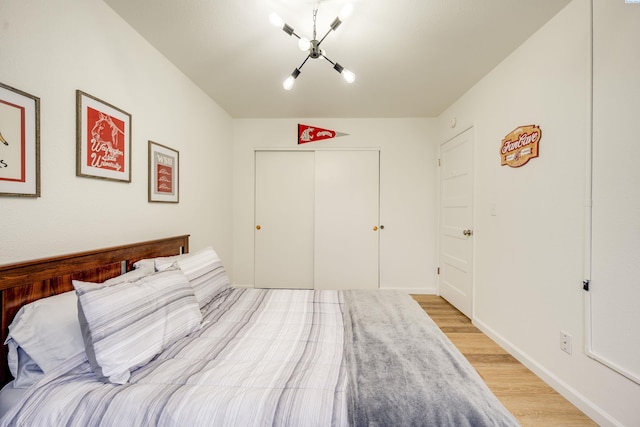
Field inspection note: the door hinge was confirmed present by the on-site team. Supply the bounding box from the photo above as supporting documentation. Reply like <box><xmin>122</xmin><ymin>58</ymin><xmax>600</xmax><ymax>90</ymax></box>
<box><xmin>438</xmin><ymin>158</ymin><xmax>441</xmax><ymax>166</ymax></box>
<box><xmin>437</xmin><ymin>267</ymin><xmax>440</xmax><ymax>275</ymax></box>
<box><xmin>582</xmin><ymin>279</ymin><xmax>590</xmax><ymax>291</ymax></box>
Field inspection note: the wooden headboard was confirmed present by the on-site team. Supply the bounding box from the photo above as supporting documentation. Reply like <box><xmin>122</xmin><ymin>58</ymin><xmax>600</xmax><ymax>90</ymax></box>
<box><xmin>0</xmin><ymin>234</ymin><xmax>189</xmax><ymax>386</ymax></box>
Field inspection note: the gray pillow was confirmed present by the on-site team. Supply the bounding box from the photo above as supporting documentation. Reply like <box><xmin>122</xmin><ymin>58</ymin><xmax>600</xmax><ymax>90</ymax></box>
<box><xmin>73</xmin><ymin>268</ymin><xmax>202</xmax><ymax>384</ymax></box>
<box><xmin>155</xmin><ymin>247</ymin><xmax>230</xmax><ymax>308</ymax></box>
<box><xmin>5</xmin><ymin>263</ymin><xmax>157</xmax><ymax>386</ymax></box>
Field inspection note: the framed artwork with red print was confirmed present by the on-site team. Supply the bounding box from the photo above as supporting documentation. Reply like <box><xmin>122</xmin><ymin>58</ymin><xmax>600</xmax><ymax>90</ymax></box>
<box><xmin>148</xmin><ymin>140</ymin><xmax>179</xmax><ymax>203</ymax></box>
<box><xmin>0</xmin><ymin>82</ymin><xmax>40</xmax><ymax>197</ymax></box>
<box><xmin>76</xmin><ymin>90</ymin><xmax>131</xmax><ymax>182</ymax></box>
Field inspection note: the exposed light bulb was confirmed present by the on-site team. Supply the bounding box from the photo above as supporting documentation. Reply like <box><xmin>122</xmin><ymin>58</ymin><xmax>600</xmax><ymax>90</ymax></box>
<box><xmin>283</xmin><ymin>76</ymin><xmax>295</xmax><ymax>90</ymax></box>
<box><xmin>339</xmin><ymin>3</ymin><xmax>353</xmax><ymax>20</ymax></box>
<box><xmin>298</xmin><ymin>37</ymin><xmax>311</xmax><ymax>51</ymax></box>
<box><xmin>342</xmin><ymin>69</ymin><xmax>355</xmax><ymax>83</ymax></box>
<box><xmin>269</xmin><ymin>13</ymin><xmax>284</xmax><ymax>28</ymax></box>
<box><xmin>283</xmin><ymin>68</ymin><xmax>301</xmax><ymax>90</ymax></box>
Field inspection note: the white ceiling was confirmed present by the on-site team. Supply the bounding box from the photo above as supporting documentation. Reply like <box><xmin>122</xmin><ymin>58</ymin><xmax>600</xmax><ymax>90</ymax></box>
<box><xmin>104</xmin><ymin>0</ymin><xmax>571</xmax><ymax>119</ymax></box>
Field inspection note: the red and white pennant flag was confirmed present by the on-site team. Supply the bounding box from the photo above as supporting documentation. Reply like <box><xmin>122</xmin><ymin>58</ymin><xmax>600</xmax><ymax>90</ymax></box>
<box><xmin>298</xmin><ymin>124</ymin><xmax>348</xmax><ymax>145</ymax></box>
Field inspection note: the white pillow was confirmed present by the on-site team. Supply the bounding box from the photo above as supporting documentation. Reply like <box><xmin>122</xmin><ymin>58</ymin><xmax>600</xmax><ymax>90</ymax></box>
<box><xmin>6</xmin><ymin>291</ymin><xmax>84</xmax><ymax>375</ymax></box>
<box><xmin>74</xmin><ymin>268</ymin><xmax>202</xmax><ymax>384</ymax></box>
<box><xmin>5</xmin><ymin>264</ymin><xmax>157</xmax><ymax>382</ymax></box>
<box><xmin>131</xmin><ymin>258</ymin><xmax>157</xmax><ymax>272</ymax></box>
<box><xmin>6</xmin><ymin>340</ymin><xmax>45</xmax><ymax>388</ymax></box>
<box><xmin>147</xmin><ymin>252</ymin><xmax>190</xmax><ymax>267</ymax></box>
<box><xmin>155</xmin><ymin>247</ymin><xmax>230</xmax><ymax>308</ymax></box>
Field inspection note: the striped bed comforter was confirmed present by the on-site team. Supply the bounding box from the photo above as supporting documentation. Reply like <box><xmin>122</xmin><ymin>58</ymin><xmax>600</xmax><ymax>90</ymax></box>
<box><xmin>0</xmin><ymin>288</ymin><xmax>519</xmax><ymax>427</ymax></box>
<box><xmin>1</xmin><ymin>289</ymin><xmax>349</xmax><ymax>427</ymax></box>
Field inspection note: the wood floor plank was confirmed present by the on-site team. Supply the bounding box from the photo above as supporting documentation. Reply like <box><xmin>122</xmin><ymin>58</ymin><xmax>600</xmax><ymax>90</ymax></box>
<box><xmin>412</xmin><ymin>294</ymin><xmax>597</xmax><ymax>426</ymax></box>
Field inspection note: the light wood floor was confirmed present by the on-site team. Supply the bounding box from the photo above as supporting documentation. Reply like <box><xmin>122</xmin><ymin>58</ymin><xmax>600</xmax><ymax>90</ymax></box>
<box><xmin>412</xmin><ymin>294</ymin><xmax>597</xmax><ymax>427</ymax></box>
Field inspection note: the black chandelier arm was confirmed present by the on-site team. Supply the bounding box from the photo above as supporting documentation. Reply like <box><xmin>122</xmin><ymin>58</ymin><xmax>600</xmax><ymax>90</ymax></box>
<box><xmin>297</xmin><ymin>54</ymin><xmax>312</xmax><ymax>71</ymax></box>
<box><xmin>317</xmin><ymin>25</ymin><xmax>333</xmax><ymax>45</ymax></box>
<box><xmin>317</xmin><ymin>28</ymin><xmax>332</xmax><ymax>45</ymax></box>
<box><xmin>318</xmin><ymin>17</ymin><xmax>342</xmax><ymax>45</ymax></box>
<box><xmin>321</xmin><ymin>55</ymin><xmax>348</xmax><ymax>75</ymax></box>
<box><xmin>321</xmin><ymin>54</ymin><xmax>336</xmax><ymax>67</ymax></box>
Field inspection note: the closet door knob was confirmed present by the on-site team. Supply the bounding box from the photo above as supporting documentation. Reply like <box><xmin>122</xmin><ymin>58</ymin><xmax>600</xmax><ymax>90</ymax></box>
<box><xmin>256</xmin><ymin>225</ymin><xmax>261</xmax><ymax>230</ymax></box>
<box><xmin>373</xmin><ymin>226</ymin><xmax>378</xmax><ymax>231</ymax></box>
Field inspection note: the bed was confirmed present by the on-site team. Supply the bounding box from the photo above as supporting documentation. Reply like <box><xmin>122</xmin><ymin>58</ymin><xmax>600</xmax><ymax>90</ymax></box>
<box><xmin>0</xmin><ymin>235</ymin><xmax>519</xmax><ymax>426</ymax></box>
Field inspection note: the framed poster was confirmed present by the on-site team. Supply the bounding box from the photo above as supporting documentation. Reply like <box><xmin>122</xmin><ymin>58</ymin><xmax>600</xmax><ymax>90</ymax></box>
<box><xmin>0</xmin><ymin>82</ymin><xmax>40</xmax><ymax>197</ymax></box>
<box><xmin>76</xmin><ymin>90</ymin><xmax>131</xmax><ymax>182</ymax></box>
<box><xmin>148</xmin><ymin>140</ymin><xmax>179</xmax><ymax>203</ymax></box>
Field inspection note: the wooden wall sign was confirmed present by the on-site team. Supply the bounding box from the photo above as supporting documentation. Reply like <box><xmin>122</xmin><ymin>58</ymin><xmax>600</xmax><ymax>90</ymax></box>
<box><xmin>500</xmin><ymin>125</ymin><xmax>541</xmax><ymax>168</ymax></box>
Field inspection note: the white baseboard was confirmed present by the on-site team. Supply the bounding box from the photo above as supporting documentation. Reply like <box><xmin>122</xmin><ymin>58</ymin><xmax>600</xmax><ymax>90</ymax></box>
<box><xmin>380</xmin><ymin>286</ymin><xmax>438</xmax><ymax>294</ymax></box>
<box><xmin>231</xmin><ymin>284</ymin><xmax>438</xmax><ymax>294</ymax></box>
<box><xmin>472</xmin><ymin>317</ymin><xmax>621</xmax><ymax>427</ymax></box>
<box><xmin>231</xmin><ymin>283</ymin><xmax>254</xmax><ymax>288</ymax></box>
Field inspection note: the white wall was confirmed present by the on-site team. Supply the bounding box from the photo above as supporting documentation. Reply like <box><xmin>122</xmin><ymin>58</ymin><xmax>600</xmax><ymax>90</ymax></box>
<box><xmin>232</xmin><ymin>118</ymin><xmax>438</xmax><ymax>293</ymax></box>
<box><xmin>589</xmin><ymin>0</ymin><xmax>640</xmax><ymax>387</ymax></box>
<box><xmin>438</xmin><ymin>1</ymin><xmax>639</xmax><ymax>425</ymax></box>
<box><xmin>0</xmin><ymin>0</ymin><xmax>234</xmax><ymax>268</ymax></box>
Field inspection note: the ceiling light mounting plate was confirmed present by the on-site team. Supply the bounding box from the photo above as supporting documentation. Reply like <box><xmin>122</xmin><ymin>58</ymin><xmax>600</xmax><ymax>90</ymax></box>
<box><xmin>309</xmin><ymin>40</ymin><xmax>322</xmax><ymax>59</ymax></box>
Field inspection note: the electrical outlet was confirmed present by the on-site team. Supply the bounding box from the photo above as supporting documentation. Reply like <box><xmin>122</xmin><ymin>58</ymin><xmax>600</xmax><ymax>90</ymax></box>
<box><xmin>560</xmin><ymin>332</ymin><xmax>572</xmax><ymax>355</ymax></box>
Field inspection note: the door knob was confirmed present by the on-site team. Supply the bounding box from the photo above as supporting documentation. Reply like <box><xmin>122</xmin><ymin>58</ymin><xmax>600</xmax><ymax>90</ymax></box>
<box><xmin>373</xmin><ymin>226</ymin><xmax>378</xmax><ymax>231</ymax></box>
<box><xmin>463</xmin><ymin>229</ymin><xmax>473</xmax><ymax>236</ymax></box>
<box><xmin>256</xmin><ymin>225</ymin><xmax>261</xmax><ymax>230</ymax></box>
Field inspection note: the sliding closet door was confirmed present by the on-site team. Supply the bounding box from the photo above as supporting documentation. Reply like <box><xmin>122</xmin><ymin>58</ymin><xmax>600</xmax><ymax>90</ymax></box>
<box><xmin>314</xmin><ymin>150</ymin><xmax>380</xmax><ymax>290</ymax></box>
<box><xmin>254</xmin><ymin>151</ymin><xmax>314</xmax><ymax>289</ymax></box>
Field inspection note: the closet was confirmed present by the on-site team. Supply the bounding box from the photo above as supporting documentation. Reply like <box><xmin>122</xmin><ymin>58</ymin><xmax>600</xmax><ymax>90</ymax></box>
<box><xmin>254</xmin><ymin>149</ymin><xmax>380</xmax><ymax>290</ymax></box>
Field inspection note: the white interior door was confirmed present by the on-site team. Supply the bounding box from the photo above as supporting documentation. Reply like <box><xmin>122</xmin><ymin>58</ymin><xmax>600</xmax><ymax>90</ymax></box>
<box><xmin>254</xmin><ymin>151</ymin><xmax>314</xmax><ymax>289</ymax></box>
<box><xmin>314</xmin><ymin>150</ymin><xmax>380</xmax><ymax>290</ymax></box>
<box><xmin>439</xmin><ymin>128</ymin><xmax>474</xmax><ymax>317</ymax></box>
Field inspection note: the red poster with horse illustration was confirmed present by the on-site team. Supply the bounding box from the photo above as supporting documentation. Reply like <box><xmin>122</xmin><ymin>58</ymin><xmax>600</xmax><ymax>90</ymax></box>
<box><xmin>76</xmin><ymin>91</ymin><xmax>131</xmax><ymax>182</ymax></box>
<box><xmin>86</xmin><ymin>107</ymin><xmax>126</xmax><ymax>172</ymax></box>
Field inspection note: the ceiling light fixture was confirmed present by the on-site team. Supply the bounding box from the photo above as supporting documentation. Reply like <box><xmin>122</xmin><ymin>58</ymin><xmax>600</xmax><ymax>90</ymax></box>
<box><xmin>270</xmin><ymin>3</ymin><xmax>355</xmax><ymax>90</ymax></box>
